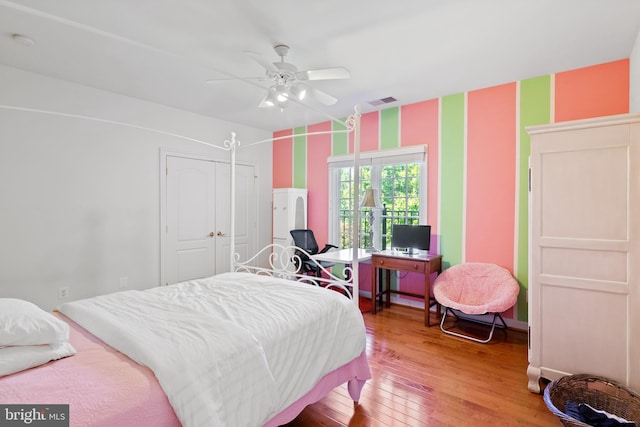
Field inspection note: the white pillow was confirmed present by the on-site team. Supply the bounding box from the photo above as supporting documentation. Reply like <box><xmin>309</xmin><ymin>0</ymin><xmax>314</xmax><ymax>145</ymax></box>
<box><xmin>0</xmin><ymin>298</ymin><xmax>70</xmax><ymax>346</ymax></box>
<box><xmin>0</xmin><ymin>341</ymin><xmax>76</xmax><ymax>377</ymax></box>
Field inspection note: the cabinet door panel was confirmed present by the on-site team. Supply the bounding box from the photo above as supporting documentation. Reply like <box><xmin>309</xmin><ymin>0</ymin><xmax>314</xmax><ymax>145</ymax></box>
<box><xmin>539</xmin><ymin>144</ymin><xmax>627</xmax><ymax>240</ymax></box>
<box><xmin>540</xmin><ymin>285</ymin><xmax>627</xmax><ymax>380</ymax></box>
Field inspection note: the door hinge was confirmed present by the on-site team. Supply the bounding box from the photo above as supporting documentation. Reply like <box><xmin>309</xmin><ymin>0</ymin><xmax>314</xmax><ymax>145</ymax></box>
<box><xmin>528</xmin><ymin>326</ymin><xmax>531</xmax><ymax>349</ymax></box>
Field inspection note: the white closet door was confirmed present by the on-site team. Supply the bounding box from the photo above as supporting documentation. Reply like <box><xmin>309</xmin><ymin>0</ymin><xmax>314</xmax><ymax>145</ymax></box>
<box><xmin>215</xmin><ymin>163</ymin><xmax>256</xmax><ymax>273</ymax></box>
<box><xmin>165</xmin><ymin>156</ymin><xmax>217</xmax><ymax>284</ymax></box>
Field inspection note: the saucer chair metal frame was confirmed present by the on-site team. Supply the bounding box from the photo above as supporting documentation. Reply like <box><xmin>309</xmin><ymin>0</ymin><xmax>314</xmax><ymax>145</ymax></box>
<box><xmin>439</xmin><ymin>307</ymin><xmax>509</xmax><ymax>344</ymax></box>
<box><xmin>433</xmin><ymin>263</ymin><xmax>519</xmax><ymax>344</ymax></box>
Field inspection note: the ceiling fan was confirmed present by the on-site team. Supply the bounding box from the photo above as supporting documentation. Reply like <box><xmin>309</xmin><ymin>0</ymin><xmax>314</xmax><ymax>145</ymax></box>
<box><xmin>250</xmin><ymin>44</ymin><xmax>350</xmax><ymax>110</ymax></box>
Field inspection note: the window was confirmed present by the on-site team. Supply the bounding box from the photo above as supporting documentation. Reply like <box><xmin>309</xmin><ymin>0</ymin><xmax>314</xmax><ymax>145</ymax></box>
<box><xmin>380</xmin><ymin>163</ymin><xmax>421</xmax><ymax>249</ymax></box>
<box><xmin>328</xmin><ymin>146</ymin><xmax>427</xmax><ymax>249</ymax></box>
<box><xmin>336</xmin><ymin>165</ymin><xmax>371</xmax><ymax>248</ymax></box>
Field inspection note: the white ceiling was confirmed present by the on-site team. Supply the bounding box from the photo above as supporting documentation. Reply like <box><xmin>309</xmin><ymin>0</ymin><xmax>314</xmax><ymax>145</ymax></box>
<box><xmin>1</xmin><ymin>0</ymin><xmax>639</xmax><ymax>132</ymax></box>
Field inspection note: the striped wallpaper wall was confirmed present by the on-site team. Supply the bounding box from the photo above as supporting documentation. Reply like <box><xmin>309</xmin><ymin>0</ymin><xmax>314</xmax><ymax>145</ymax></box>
<box><xmin>273</xmin><ymin>59</ymin><xmax>630</xmax><ymax>322</ymax></box>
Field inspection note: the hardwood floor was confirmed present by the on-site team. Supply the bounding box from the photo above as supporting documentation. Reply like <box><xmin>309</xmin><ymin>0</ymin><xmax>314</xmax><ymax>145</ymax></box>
<box><xmin>285</xmin><ymin>304</ymin><xmax>559</xmax><ymax>426</ymax></box>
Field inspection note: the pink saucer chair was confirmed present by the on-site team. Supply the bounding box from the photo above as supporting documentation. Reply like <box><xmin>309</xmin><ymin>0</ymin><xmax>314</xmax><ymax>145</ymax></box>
<box><xmin>433</xmin><ymin>263</ymin><xmax>519</xmax><ymax>343</ymax></box>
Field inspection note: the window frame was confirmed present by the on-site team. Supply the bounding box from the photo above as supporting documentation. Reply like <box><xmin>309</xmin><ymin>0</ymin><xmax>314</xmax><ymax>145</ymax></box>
<box><xmin>328</xmin><ymin>145</ymin><xmax>427</xmax><ymax>249</ymax></box>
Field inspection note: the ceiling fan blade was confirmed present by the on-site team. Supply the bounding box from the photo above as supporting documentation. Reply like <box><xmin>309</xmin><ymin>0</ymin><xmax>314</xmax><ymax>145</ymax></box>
<box><xmin>297</xmin><ymin>67</ymin><xmax>350</xmax><ymax>81</ymax></box>
<box><xmin>245</xmin><ymin>51</ymin><xmax>279</xmax><ymax>74</ymax></box>
<box><xmin>206</xmin><ymin>76</ymin><xmax>266</xmax><ymax>84</ymax></box>
<box><xmin>307</xmin><ymin>87</ymin><xmax>338</xmax><ymax>106</ymax></box>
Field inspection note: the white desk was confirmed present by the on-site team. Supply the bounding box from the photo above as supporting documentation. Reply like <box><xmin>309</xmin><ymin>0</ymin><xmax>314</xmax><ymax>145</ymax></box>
<box><xmin>311</xmin><ymin>248</ymin><xmax>371</xmax><ymax>264</ymax></box>
<box><xmin>311</xmin><ymin>249</ymin><xmax>371</xmax><ymax>301</ymax></box>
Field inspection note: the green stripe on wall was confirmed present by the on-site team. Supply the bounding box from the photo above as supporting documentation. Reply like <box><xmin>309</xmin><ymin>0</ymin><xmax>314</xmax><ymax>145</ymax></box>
<box><xmin>380</xmin><ymin>107</ymin><xmax>399</xmax><ymax>149</ymax></box>
<box><xmin>439</xmin><ymin>94</ymin><xmax>466</xmax><ymax>268</ymax></box>
<box><xmin>517</xmin><ymin>75</ymin><xmax>551</xmax><ymax>321</ymax></box>
<box><xmin>293</xmin><ymin>126</ymin><xmax>307</xmax><ymax>188</ymax></box>
<box><xmin>332</xmin><ymin>119</ymin><xmax>348</xmax><ymax>155</ymax></box>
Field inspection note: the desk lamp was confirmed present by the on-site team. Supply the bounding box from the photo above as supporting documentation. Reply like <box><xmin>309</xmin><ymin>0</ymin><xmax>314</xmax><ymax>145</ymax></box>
<box><xmin>360</xmin><ymin>188</ymin><xmax>381</xmax><ymax>252</ymax></box>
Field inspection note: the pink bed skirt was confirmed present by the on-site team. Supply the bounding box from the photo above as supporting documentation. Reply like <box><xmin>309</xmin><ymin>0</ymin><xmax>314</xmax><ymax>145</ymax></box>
<box><xmin>0</xmin><ymin>314</ymin><xmax>370</xmax><ymax>427</ymax></box>
<box><xmin>264</xmin><ymin>350</ymin><xmax>371</xmax><ymax>427</ymax></box>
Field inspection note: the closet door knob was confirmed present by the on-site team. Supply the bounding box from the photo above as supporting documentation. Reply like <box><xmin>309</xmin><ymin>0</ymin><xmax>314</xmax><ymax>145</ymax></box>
<box><xmin>209</xmin><ymin>232</ymin><xmax>214</xmax><ymax>237</ymax></box>
<box><xmin>217</xmin><ymin>231</ymin><xmax>224</xmax><ymax>237</ymax></box>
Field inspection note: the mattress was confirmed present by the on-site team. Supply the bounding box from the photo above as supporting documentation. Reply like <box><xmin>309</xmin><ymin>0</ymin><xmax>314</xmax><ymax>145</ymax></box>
<box><xmin>1</xmin><ymin>272</ymin><xmax>370</xmax><ymax>426</ymax></box>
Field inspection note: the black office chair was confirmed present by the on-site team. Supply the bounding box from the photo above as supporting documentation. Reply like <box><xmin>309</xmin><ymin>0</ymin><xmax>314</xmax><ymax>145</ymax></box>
<box><xmin>289</xmin><ymin>229</ymin><xmax>338</xmax><ymax>277</ymax></box>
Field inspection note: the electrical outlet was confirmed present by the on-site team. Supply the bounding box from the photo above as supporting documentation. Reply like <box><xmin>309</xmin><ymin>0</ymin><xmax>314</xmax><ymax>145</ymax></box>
<box><xmin>119</xmin><ymin>277</ymin><xmax>128</xmax><ymax>289</ymax></box>
<box><xmin>58</xmin><ymin>287</ymin><xmax>70</xmax><ymax>300</ymax></box>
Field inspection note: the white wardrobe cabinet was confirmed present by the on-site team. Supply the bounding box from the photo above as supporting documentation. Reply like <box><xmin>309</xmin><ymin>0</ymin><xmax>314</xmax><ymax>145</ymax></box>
<box><xmin>272</xmin><ymin>188</ymin><xmax>307</xmax><ymax>269</ymax></box>
<box><xmin>527</xmin><ymin>113</ymin><xmax>640</xmax><ymax>393</ymax></box>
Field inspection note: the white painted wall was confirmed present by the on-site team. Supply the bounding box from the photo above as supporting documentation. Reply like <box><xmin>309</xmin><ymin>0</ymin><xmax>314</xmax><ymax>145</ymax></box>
<box><xmin>631</xmin><ymin>28</ymin><xmax>640</xmax><ymax>112</ymax></box>
<box><xmin>0</xmin><ymin>65</ymin><xmax>273</xmax><ymax>311</ymax></box>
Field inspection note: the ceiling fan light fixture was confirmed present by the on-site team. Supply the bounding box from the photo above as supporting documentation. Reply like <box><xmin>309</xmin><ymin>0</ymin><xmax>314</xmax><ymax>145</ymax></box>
<box><xmin>259</xmin><ymin>88</ymin><xmax>279</xmax><ymax>108</ymax></box>
<box><xmin>252</xmin><ymin>43</ymin><xmax>349</xmax><ymax>110</ymax></box>
<box><xmin>276</xmin><ymin>91</ymin><xmax>288</xmax><ymax>103</ymax></box>
<box><xmin>274</xmin><ymin>84</ymin><xmax>289</xmax><ymax>102</ymax></box>
<box><xmin>260</xmin><ymin>85</ymin><xmax>291</xmax><ymax>109</ymax></box>
<box><xmin>290</xmin><ymin>84</ymin><xmax>306</xmax><ymax>101</ymax></box>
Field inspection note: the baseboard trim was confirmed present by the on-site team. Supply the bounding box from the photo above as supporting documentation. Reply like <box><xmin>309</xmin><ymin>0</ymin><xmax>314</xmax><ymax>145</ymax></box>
<box><xmin>361</xmin><ymin>291</ymin><xmax>528</xmax><ymax>332</ymax></box>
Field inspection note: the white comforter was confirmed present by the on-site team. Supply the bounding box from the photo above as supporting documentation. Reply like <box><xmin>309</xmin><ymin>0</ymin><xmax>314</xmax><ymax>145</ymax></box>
<box><xmin>58</xmin><ymin>272</ymin><xmax>367</xmax><ymax>427</ymax></box>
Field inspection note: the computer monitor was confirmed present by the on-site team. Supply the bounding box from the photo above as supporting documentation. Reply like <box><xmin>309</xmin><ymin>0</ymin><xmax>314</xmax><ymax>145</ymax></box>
<box><xmin>391</xmin><ymin>224</ymin><xmax>431</xmax><ymax>252</ymax></box>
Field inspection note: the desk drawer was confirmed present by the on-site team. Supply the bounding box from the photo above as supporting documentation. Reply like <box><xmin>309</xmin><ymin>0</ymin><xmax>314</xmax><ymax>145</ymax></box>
<box><xmin>373</xmin><ymin>257</ymin><xmax>425</xmax><ymax>273</ymax></box>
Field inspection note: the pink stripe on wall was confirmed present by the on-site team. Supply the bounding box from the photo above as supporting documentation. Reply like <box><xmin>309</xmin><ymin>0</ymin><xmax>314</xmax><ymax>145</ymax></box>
<box><xmin>401</xmin><ymin>99</ymin><xmax>440</xmax><ymax>249</ymax></box>
<box><xmin>307</xmin><ymin>121</ymin><xmax>332</xmax><ymax>244</ymax></box>
<box><xmin>350</xmin><ymin>111</ymin><xmax>379</xmax><ymax>153</ymax></box>
<box><xmin>401</xmin><ymin>100</ymin><xmax>439</xmax><ymax>147</ymax></box>
<box><xmin>555</xmin><ymin>59</ymin><xmax>630</xmax><ymax>122</ymax></box>
<box><xmin>466</xmin><ymin>83</ymin><xmax>517</xmax><ymax>271</ymax></box>
<box><xmin>272</xmin><ymin>129</ymin><xmax>293</xmax><ymax>188</ymax></box>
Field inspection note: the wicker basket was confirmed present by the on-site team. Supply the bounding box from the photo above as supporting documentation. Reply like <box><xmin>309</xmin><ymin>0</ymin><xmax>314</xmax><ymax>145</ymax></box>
<box><xmin>544</xmin><ymin>374</ymin><xmax>640</xmax><ymax>426</ymax></box>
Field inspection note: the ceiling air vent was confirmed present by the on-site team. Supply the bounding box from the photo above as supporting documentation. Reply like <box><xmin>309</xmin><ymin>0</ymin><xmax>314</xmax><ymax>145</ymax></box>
<box><xmin>368</xmin><ymin>96</ymin><xmax>397</xmax><ymax>107</ymax></box>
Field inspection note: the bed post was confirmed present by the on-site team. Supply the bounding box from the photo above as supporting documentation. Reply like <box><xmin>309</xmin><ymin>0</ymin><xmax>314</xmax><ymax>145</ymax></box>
<box><xmin>227</xmin><ymin>106</ymin><xmax>361</xmax><ymax>297</ymax></box>
<box><xmin>228</xmin><ymin>132</ymin><xmax>238</xmax><ymax>272</ymax></box>
<box><xmin>351</xmin><ymin>106</ymin><xmax>362</xmax><ymax>307</ymax></box>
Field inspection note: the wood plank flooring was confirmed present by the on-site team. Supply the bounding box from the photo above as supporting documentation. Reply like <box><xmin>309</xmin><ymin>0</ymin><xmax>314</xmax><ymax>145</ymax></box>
<box><xmin>285</xmin><ymin>304</ymin><xmax>559</xmax><ymax>426</ymax></box>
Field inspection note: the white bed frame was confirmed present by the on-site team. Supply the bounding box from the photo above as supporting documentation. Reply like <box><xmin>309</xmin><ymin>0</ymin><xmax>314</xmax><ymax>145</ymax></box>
<box><xmin>225</xmin><ymin>106</ymin><xmax>364</xmax><ymax>306</ymax></box>
<box><xmin>0</xmin><ymin>102</ymin><xmax>368</xmax><ymax>426</ymax></box>
<box><xmin>233</xmin><ymin>242</ymin><xmax>354</xmax><ymax>296</ymax></box>
<box><xmin>0</xmin><ymin>103</ymin><xmax>365</xmax><ymax>304</ymax></box>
